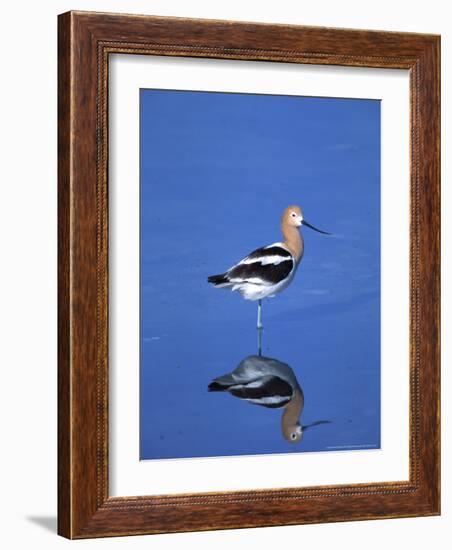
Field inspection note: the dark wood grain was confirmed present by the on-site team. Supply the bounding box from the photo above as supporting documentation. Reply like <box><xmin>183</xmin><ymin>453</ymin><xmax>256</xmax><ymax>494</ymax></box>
<box><xmin>57</xmin><ymin>10</ymin><xmax>71</xmax><ymax>538</ymax></box>
<box><xmin>58</xmin><ymin>10</ymin><xmax>440</xmax><ymax>539</ymax></box>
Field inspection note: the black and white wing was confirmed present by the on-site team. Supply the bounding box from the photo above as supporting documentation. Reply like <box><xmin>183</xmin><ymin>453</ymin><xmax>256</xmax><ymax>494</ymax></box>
<box><xmin>227</xmin><ymin>244</ymin><xmax>294</xmax><ymax>286</ymax></box>
<box><xmin>228</xmin><ymin>375</ymin><xmax>293</xmax><ymax>408</ymax></box>
<box><xmin>209</xmin><ymin>373</ymin><xmax>293</xmax><ymax>408</ymax></box>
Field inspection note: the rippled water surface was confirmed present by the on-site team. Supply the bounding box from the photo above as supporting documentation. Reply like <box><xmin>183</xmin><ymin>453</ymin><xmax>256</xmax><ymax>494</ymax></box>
<box><xmin>139</xmin><ymin>89</ymin><xmax>381</xmax><ymax>460</ymax></box>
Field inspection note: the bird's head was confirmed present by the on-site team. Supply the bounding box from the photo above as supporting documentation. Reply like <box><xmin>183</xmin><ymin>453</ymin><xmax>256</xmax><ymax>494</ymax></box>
<box><xmin>282</xmin><ymin>205</ymin><xmax>330</xmax><ymax>235</ymax></box>
<box><xmin>283</xmin><ymin>422</ymin><xmax>303</xmax><ymax>444</ymax></box>
<box><xmin>283</xmin><ymin>205</ymin><xmax>303</xmax><ymax>228</ymax></box>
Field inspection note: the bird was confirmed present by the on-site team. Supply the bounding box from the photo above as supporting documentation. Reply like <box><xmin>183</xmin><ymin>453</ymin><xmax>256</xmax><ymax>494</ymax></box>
<box><xmin>208</xmin><ymin>354</ymin><xmax>304</xmax><ymax>443</ymax></box>
<box><xmin>207</xmin><ymin>205</ymin><xmax>330</xmax><ymax>331</ymax></box>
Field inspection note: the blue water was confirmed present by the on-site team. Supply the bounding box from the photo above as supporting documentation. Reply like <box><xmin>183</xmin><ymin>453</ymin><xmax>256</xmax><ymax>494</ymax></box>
<box><xmin>139</xmin><ymin>89</ymin><xmax>381</xmax><ymax>460</ymax></box>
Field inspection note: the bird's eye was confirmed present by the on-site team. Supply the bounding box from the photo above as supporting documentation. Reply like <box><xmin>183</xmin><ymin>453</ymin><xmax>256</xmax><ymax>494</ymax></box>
<box><xmin>291</xmin><ymin>212</ymin><xmax>297</xmax><ymax>218</ymax></box>
<box><xmin>291</xmin><ymin>433</ymin><xmax>297</xmax><ymax>440</ymax></box>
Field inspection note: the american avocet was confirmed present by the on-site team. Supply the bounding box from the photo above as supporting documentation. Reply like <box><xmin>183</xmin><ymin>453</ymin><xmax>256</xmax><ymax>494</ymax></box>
<box><xmin>208</xmin><ymin>354</ymin><xmax>304</xmax><ymax>443</ymax></box>
<box><xmin>207</xmin><ymin>205</ymin><xmax>330</xmax><ymax>330</ymax></box>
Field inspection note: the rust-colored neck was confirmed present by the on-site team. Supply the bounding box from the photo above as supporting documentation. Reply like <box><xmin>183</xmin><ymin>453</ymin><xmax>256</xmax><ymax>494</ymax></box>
<box><xmin>281</xmin><ymin>389</ymin><xmax>304</xmax><ymax>439</ymax></box>
<box><xmin>281</xmin><ymin>222</ymin><xmax>304</xmax><ymax>262</ymax></box>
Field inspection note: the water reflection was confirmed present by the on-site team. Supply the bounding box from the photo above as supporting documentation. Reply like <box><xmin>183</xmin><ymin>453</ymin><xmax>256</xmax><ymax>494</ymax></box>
<box><xmin>209</xmin><ymin>354</ymin><xmax>330</xmax><ymax>444</ymax></box>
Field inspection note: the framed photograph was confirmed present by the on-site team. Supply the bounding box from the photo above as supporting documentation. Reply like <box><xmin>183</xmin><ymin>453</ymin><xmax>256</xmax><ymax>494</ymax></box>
<box><xmin>58</xmin><ymin>11</ymin><xmax>440</xmax><ymax>538</ymax></box>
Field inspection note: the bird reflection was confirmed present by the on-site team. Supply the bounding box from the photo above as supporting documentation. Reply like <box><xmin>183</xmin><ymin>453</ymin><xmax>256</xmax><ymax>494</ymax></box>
<box><xmin>208</xmin><ymin>354</ymin><xmax>305</xmax><ymax>443</ymax></box>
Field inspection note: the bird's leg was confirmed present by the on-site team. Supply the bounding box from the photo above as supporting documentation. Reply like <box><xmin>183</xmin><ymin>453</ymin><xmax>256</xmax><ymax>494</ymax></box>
<box><xmin>257</xmin><ymin>326</ymin><xmax>263</xmax><ymax>357</ymax></box>
<box><xmin>257</xmin><ymin>299</ymin><xmax>263</xmax><ymax>356</ymax></box>
<box><xmin>257</xmin><ymin>299</ymin><xmax>263</xmax><ymax>330</ymax></box>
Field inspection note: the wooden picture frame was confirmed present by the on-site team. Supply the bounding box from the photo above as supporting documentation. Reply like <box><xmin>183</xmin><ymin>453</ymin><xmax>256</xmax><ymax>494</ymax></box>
<box><xmin>58</xmin><ymin>11</ymin><xmax>440</xmax><ymax>539</ymax></box>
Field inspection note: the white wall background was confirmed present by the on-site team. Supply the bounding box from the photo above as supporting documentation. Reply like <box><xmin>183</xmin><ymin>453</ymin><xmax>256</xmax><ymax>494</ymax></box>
<box><xmin>0</xmin><ymin>1</ymin><xmax>448</xmax><ymax>548</ymax></box>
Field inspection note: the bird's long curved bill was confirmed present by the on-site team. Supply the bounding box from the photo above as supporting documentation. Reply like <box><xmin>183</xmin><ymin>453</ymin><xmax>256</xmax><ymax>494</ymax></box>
<box><xmin>302</xmin><ymin>219</ymin><xmax>331</xmax><ymax>235</ymax></box>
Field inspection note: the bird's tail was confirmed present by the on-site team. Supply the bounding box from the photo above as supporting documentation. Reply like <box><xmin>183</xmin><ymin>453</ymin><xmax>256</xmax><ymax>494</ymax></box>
<box><xmin>207</xmin><ymin>381</ymin><xmax>227</xmax><ymax>392</ymax></box>
<box><xmin>207</xmin><ymin>273</ymin><xmax>230</xmax><ymax>286</ymax></box>
<box><xmin>208</xmin><ymin>374</ymin><xmax>235</xmax><ymax>392</ymax></box>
